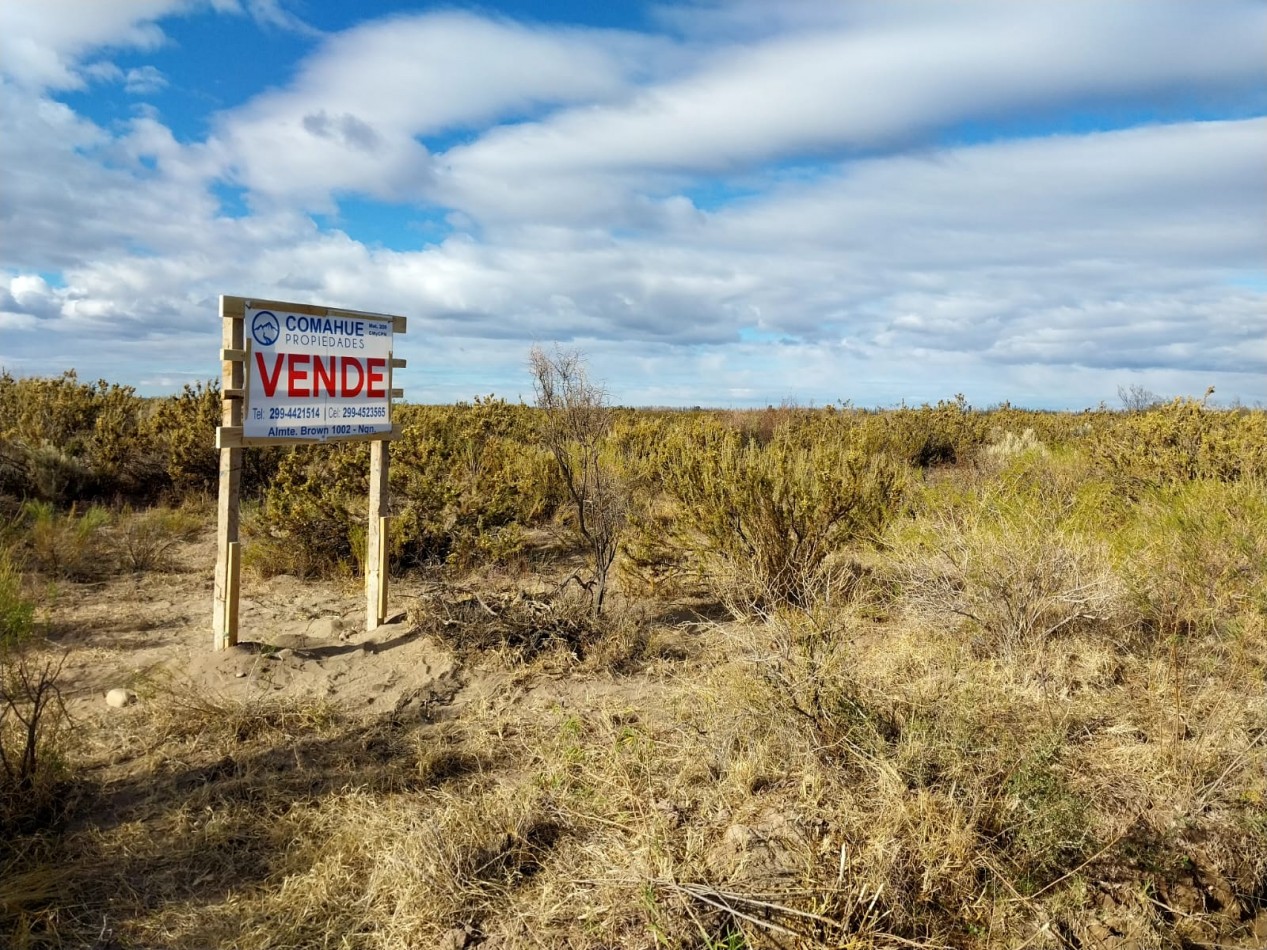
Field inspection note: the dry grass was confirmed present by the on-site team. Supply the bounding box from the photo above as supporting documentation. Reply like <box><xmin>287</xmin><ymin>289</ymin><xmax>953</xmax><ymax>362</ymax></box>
<box><xmin>4</xmin><ymin>599</ymin><xmax>1265</xmax><ymax>948</ymax></box>
<box><xmin>4</xmin><ymin>459</ymin><xmax>1266</xmax><ymax>948</ymax></box>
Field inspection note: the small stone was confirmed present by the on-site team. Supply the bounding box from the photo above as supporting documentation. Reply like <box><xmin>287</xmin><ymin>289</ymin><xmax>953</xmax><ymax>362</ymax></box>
<box><xmin>235</xmin><ymin>671</ymin><xmax>247</xmax><ymax>678</ymax></box>
<box><xmin>105</xmin><ymin>688</ymin><xmax>136</xmax><ymax>708</ymax></box>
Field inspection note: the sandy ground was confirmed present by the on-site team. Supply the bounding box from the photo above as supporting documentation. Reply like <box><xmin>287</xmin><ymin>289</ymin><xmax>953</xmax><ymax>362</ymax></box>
<box><xmin>47</xmin><ymin>533</ymin><xmax>464</xmax><ymax>720</ymax></box>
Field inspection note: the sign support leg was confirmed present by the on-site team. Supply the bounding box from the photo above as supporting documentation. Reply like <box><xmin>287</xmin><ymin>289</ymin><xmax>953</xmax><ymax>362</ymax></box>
<box><xmin>367</xmin><ymin>439</ymin><xmax>390</xmax><ymax>630</ymax></box>
<box><xmin>213</xmin><ymin>450</ymin><xmax>242</xmax><ymax>649</ymax></box>
<box><xmin>214</xmin><ymin>297</ymin><xmax>244</xmax><ymax>650</ymax></box>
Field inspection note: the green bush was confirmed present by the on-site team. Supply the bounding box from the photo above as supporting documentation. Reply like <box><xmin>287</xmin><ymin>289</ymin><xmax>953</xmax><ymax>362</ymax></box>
<box><xmin>0</xmin><ymin>371</ymin><xmax>161</xmax><ymax>504</ymax></box>
<box><xmin>143</xmin><ymin>381</ymin><xmax>221</xmax><ymax>498</ymax></box>
<box><xmin>246</xmin><ymin>399</ymin><xmax>559</xmax><ymax>579</ymax></box>
<box><xmin>658</xmin><ymin>420</ymin><xmax>907</xmax><ymax>614</ymax></box>
<box><xmin>1090</xmin><ymin>399</ymin><xmax>1267</xmax><ymax>489</ymax></box>
<box><xmin>0</xmin><ymin>554</ymin><xmax>33</xmax><ymax>648</ymax></box>
<box><xmin>0</xmin><ymin>372</ymin><xmax>284</xmax><ymax>510</ymax></box>
<box><xmin>143</xmin><ymin>381</ymin><xmax>281</xmax><ymax>501</ymax></box>
<box><xmin>853</xmin><ymin>395</ymin><xmax>989</xmax><ymax>468</ymax></box>
<box><xmin>18</xmin><ymin>502</ymin><xmax>112</xmax><ymax>582</ymax></box>
<box><xmin>244</xmin><ymin>441</ymin><xmax>369</xmax><ymax>579</ymax></box>
<box><xmin>1115</xmin><ymin>479</ymin><xmax>1267</xmax><ymax>639</ymax></box>
<box><xmin>394</xmin><ymin>398</ymin><xmax>558</xmax><ymax>572</ymax></box>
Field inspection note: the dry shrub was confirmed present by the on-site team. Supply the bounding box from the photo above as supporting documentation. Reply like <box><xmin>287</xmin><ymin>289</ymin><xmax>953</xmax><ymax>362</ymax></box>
<box><xmin>134</xmin><ymin>784</ymin><xmax>568</xmax><ymax>950</ymax></box>
<box><xmin>895</xmin><ymin>504</ymin><xmax>1126</xmax><ymax>658</ymax></box>
<box><xmin>743</xmin><ymin>604</ymin><xmax>894</xmax><ymax>761</ymax></box>
<box><xmin>8</xmin><ymin>502</ymin><xmax>201</xmax><ymax>580</ymax></box>
<box><xmin>114</xmin><ymin>505</ymin><xmax>203</xmax><ymax>572</ymax></box>
<box><xmin>982</xmin><ymin>426</ymin><xmax>1047</xmax><ymax>468</ymax></box>
<box><xmin>11</xmin><ymin>607</ymin><xmax>1264</xmax><ymax>949</ymax></box>
<box><xmin>412</xmin><ymin>585</ymin><xmax>647</xmax><ymax>667</ymax></box>
<box><xmin>890</xmin><ymin>452</ymin><xmax>1130</xmax><ymax>660</ymax></box>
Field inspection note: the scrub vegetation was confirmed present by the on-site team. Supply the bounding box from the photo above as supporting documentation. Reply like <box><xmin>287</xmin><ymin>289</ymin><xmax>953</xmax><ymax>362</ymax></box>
<box><xmin>1</xmin><ymin>366</ymin><xmax>1265</xmax><ymax>948</ymax></box>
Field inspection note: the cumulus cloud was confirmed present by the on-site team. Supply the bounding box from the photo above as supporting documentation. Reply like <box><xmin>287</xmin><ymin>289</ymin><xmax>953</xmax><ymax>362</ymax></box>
<box><xmin>0</xmin><ymin>0</ymin><xmax>179</xmax><ymax>90</ymax></box>
<box><xmin>0</xmin><ymin>2</ymin><xmax>1263</xmax><ymax>406</ymax></box>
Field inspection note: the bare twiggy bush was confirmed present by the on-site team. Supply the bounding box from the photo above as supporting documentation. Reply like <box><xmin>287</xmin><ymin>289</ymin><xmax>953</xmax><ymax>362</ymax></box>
<box><xmin>530</xmin><ymin>346</ymin><xmax>627</xmax><ymax>615</ymax></box>
<box><xmin>1117</xmin><ymin>383</ymin><xmax>1164</xmax><ymax>412</ymax></box>
<box><xmin>1</xmin><ymin>645</ymin><xmax>71</xmax><ymax>837</ymax></box>
<box><xmin>894</xmin><ymin>502</ymin><xmax>1125</xmax><ymax>658</ymax></box>
<box><xmin>413</xmin><ymin>585</ymin><xmax>604</xmax><ymax>663</ymax></box>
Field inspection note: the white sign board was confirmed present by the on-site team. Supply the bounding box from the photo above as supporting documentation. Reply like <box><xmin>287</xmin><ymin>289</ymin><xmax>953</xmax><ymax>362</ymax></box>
<box><xmin>244</xmin><ymin>306</ymin><xmax>393</xmax><ymax>441</ymax></box>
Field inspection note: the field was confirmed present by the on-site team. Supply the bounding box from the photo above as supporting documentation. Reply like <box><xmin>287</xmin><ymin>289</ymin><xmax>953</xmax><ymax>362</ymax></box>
<box><xmin>2</xmin><ymin>370</ymin><xmax>1266</xmax><ymax>949</ymax></box>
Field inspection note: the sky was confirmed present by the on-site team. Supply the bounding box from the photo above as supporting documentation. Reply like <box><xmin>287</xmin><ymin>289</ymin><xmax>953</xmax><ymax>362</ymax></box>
<box><xmin>0</xmin><ymin>0</ymin><xmax>1264</xmax><ymax>409</ymax></box>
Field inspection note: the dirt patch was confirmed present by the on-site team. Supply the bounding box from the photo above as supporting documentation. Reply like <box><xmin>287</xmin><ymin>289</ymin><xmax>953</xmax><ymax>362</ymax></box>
<box><xmin>46</xmin><ymin>535</ymin><xmax>461</xmax><ymax>718</ymax></box>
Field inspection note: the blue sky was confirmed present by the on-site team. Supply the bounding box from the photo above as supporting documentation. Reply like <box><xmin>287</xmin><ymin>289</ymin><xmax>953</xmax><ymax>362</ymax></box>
<box><xmin>1</xmin><ymin>0</ymin><xmax>1264</xmax><ymax>408</ymax></box>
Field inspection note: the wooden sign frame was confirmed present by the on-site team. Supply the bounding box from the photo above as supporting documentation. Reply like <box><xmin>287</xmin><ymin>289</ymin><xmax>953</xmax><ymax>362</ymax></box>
<box><xmin>212</xmin><ymin>295</ymin><xmax>408</xmax><ymax>650</ymax></box>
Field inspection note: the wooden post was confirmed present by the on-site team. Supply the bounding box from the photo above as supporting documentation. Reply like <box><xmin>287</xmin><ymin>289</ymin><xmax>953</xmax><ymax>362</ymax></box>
<box><xmin>213</xmin><ymin>297</ymin><xmax>244</xmax><ymax>649</ymax></box>
<box><xmin>366</xmin><ymin>440</ymin><xmax>390</xmax><ymax>630</ymax></box>
<box><xmin>225</xmin><ymin>541</ymin><xmax>241</xmax><ymax>642</ymax></box>
<box><xmin>376</xmin><ymin>516</ymin><xmax>390</xmax><ymax>623</ymax></box>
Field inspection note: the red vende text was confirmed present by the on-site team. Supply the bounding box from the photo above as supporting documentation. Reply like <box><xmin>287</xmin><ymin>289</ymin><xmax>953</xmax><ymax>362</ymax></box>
<box><xmin>255</xmin><ymin>354</ymin><xmax>387</xmax><ymax>399</ymax></box>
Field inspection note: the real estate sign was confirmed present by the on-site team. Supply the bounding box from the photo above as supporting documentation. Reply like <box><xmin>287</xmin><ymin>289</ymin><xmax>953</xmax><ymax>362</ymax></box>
<box><xmin>215</xmin><ymin>295</ymin><xmax>407</xmax><ymax>652</ymax></box>
<box><xmin>244</xmin><ymin>305</ymin><xmax>394</xmax><ymax>441</ymax></box>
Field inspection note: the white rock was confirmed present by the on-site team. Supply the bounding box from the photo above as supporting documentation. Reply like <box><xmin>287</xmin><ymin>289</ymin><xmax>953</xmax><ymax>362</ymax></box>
<box><xmin>105</xmin><ymin>688</ymin><xmax>137</xmax><ymax>708</ymax></box>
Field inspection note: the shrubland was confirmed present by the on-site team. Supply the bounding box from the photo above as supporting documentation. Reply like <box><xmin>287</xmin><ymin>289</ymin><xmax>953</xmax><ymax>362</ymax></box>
<box><xmin>0</xmin><ymin>372</ymin><xmax>1264</xmax><ymax>948</ymax></box>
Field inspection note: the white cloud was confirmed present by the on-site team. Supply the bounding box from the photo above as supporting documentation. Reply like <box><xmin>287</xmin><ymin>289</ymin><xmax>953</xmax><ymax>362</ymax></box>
<box><xmin>210</xmin><ymin>12</ymin><xmax>677</xmax><ymax>207</ymax></box>
<box><xmin>240</xmin><ymin>0</ymin><xmax>321</xmax><ymax>38</ymax></box>
<box><xmin>435</xmin><ymin>1</ymin><xmax>1266</xmax><ymax>223</ymax></box>
<box><xmin>0</xmin><ymin>0</ymin><xmax>180</xmax><ymax>89</ymax></box>
<box><xmin>124</xmin><ymin>65</ymin><xmax>167</xmax><ymax>95</ymax></box>
<box><xmin>0</xmin><ymin>2</ymin><xmax>1263</xmax><ymax>406</ymax></box>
